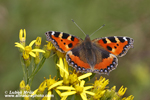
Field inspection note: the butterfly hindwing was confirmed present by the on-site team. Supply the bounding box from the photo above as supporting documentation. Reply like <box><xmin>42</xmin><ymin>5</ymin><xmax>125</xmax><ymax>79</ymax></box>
<box><xmin>92</xmin><ymin>36</ymin><xmax>134</xmax><ymax>57</ymax></box>
<box><xmin>92</xmin><ymin>47</ymin><xmax>118</xmax><ymax>74</ymax></box>
<box><xmin>45</xmin><ymin>31</ymin><xmax>83</xmax><ymax>53</ymax></box>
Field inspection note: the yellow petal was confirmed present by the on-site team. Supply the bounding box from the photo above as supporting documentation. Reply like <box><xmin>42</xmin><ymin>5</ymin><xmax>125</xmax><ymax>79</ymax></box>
<box><xmin>78</xmin><ymin>73</ymin><xmax>92</xmax><ymax>80</ymax></box>
<box><xmin>19</xmin><ymin>29</ymin><xmax>26</xmax><ymax>42</ymax></box>
<box><xmin>84</xmin><ymin>86</ymin><xmax>93</xmax><ymax>91</ymax></box>
<box><xmin>15</xmin><ymin>42</ymin><xmax>25</xmax><ymax>50</ymax></box>
<box><xmin>61</xmin><ymin>96</ymin><xmax>68</xmax><ymax>100</ymax></box>
<box><xmin>80</xmin><ymin>93</ymin><xmax>87</xmax><ymax>100</ymax></box>
<box><xmin>29</xmin><ymin>40</ymin><xmax>36</xmax><ymax>47</ymax></box>
<box><xmin>57</xmin><ymin>64</ymin><xmax>69</xmax><ymax>76</ymax></box>
<box><xmin>23</xmin><ymin>29</ymin><xmax>26</xmax><ymax>38</ymax></box>
<box><xmin>29</xmin><ymin>52</ymin><xmax>36</xmax><ymax>57</ymax></box>
<box><xmin>61</xmin><ymin>91</ymin><xmax>76</xmax><ymax>96</ymax></box>
<box><xmin>48</xmin><ymin>80</ymin><xmax>63</xmax><ymax>90</ymax></box>
<box><xmin>125</xmin><ymin>95</ymin><xmax>134</xmax><ymax>100</ymax></box>
<box><xmin>84</xmin><ymin>91</ymin><xmax>95</xmax><ymax>96</ymax></box>
<box><xmin>118</xmin><ymin>86</ymin><xmax>127</xmax><ymax>96</ymax></box>
<box><xmin>80</xmin><ymin>80</ymin><xmax>85</xmax><ymax>87</ymax></box>
<box><xmin>58</xmin><ymin>57</ymin><xmax>64</xmax><ymax>77</ymax></box>
<box><xmin>63</xmin><ymin>58</ymin><xmax>69</xmax><ymax>78</ymax></box>
<box><xmin>47</xmin><ymin>91</ymin><xmax>51</xmax><ymax>100</ymax></box>
<box><xmin>64</xmin><ymin>58</ymin><xmax>68</xmax><ymax>72</ymax></box>
<box><xmin>57</xmin><ymin>86</ymin><xmax>75</xmax><ymax>90</ymax></box>
<box><xmin>19</xmin><ymin>29</ymin><xmax>23</xmax><ymax>41</ymax></box>
<box><xmin>35</xmin><ymin>37</ymin><xmax>41</xmax><ymax>46</ymax></box>
<box><xmin>55</xmin><ymin>89</ymin><xmax>61</xmax><ymax>97</ymax></box>
<box><xmin>30</xmin><ymin>89</ymin><xmax>38</xmax><ymax>97</ymax></box>
<box><xmin>32</xmin><ymin>49</ymin><xmax>45</xmax><ymax>53</ymax></box>
<box><xmin>19</xmin><ymin>29</ymin><xmax>23</xmax><ymax>38</ymax></box>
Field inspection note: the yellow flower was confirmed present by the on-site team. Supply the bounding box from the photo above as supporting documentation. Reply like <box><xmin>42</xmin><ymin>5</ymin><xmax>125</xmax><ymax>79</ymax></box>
<box><xmin>57</xmin><ymin>80</ymin><xmax>95</xmax><ymax>100</ymax></box>
<box><xmin>35</xmin><ymin>37</ymin><xmax>42</xmax><ymax>47</ymax></box>
<box><xmin>111</xmin><ymin>86</ymin><xmax>116</xmax><ymax>91</ymax></box>
<box><xmin>19</xmin><ymin>29</ymin><xmax>26</xmax><ymax>46</ymax></box>
<box><xmin>20</xmin><ymin>80</ymin><xmax>26</xmax><ymax>96</ymax></box>
<box><xmin>43</xmin><ymin>41</ymin><xmax>54</xmax><ymax>58</ymax></box>
<box><xmin>93</xmin><ymin>89</ymin><xmax>105</xmax><ymax>99</ymax></box>
<box><xmin>94</xmin><ymin>76</ymin><xmax>109</xmax><ymax>90</ymax></box>
<box><xmin>23</xmin><ymin>84</ymin><xmax>31</xmax><ymax>100</ymax></box>
<box><xmin>22</xmin><ymin>51</ymin><xmax>30</xmax><ymax>60</ymax></box>
<box><xmin>46</xmin><ymin>41</ymin><xmax>54</xmax><ymax>51</ymax></box>
<box><xmin>118</xmin><ymin>86</ymin><xmax>127</xmax><ymax>97</ymax></box>
<box><xmin>31</xmin><ymin>76</ymin><xmax>63</xmax><ymax>100</ymax></box>
<box><xmin>122</xmin><ymin>95</ymin><xmax>134</xmax><ymax>100</ymax></box>
<box><xmin>92</xmin><ymin>76</ymin><xmax>109</xmax><ymax>99</ymax></box>
<box><xmin>20</xmin><ymin>80</ymin><xmax>25</xmax><ymax>89</ymax></box>
<box><xmin>34</xmin><ymin>37</ymin><xmax>43</xmax><ymax>64</ymax></box>
<box><xmin>31</xmin><ymin>81</ymin><xmax>47</xmax><ymax>99</ymax></box>
<box><xmin>15</xmin><ymin>39</ymin><xmax>45</xmax><ymax>58</ymax></box>
<box><xmin>68</xmin><ymin>73</ymin><xmax>79</xmax><ymax>85</ymax></box>
<box><xmin>34</xmin><ymin>52</ymin><xmax>41</xmax><ymax>64</ymax></box>
<box><xmin>31</xmin><ymin>81</ymin><xmax>47</xmax><ymax>96</ymax></box>
<box><xmin>25</xmin><ymin>84</ymin><xmax>30</xmax><ymax>91</ymax></box>
<box><xmin>46</xmin><ymin>76</ymin><xmax>63</xmax><ymax>100</ymax></box>
<box><xmin>24</xmin><ymin>95</ymin><xmax>30</xmax><ymax>100</ymax></box>
<box><xmin>22</xmin><ymin>51</ymin><xmax>31</xmax><ymax>66</ymax></box>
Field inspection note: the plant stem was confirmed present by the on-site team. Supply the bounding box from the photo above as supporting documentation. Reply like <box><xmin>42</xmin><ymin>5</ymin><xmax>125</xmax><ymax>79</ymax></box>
<box><xmin>29</xmin><ymin>57</ymin><xmax>46</xmax><ymax>80</ymax></box>
<box><xmin>20</xmin><ymin>54</ymin><xmax>27</xmax><ymax>83</ymax></box>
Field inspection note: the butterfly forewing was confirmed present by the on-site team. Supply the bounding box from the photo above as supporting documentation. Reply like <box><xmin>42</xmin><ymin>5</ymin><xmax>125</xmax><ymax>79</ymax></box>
<box><xmin>45</xmin><ymin>31</ymin><xmax>83</xmax><ymax>53</ymax></box>
<box><xmin>92</xmin><ymin>36</ymin><xmax>134</xmax><ymax>57</ymax></box>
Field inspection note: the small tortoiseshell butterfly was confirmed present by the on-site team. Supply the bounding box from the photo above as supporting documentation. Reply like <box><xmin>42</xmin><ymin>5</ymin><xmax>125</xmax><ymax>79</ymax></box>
<box><xmin>45</xmin><ymin>31</ymin><xmax>134</xmax><ymax>74</ymax></box>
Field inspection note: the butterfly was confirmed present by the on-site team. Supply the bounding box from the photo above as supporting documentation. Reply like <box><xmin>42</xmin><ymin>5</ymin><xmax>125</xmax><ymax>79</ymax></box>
<box><xmin>45</xmin><ymin>31</ymin><xmax>134</xmax><ymax>74</ymax></box>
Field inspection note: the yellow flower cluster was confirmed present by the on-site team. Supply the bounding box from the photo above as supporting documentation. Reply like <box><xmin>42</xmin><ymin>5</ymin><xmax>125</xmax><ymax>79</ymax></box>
<box><xmin>30</xmin><ymin>53</ymin><xmax>134</xmax><ymax>100</ymax></box>
<box><xmin>19</xmin><ymin>80</ymin><xmax>31</xmax><ymax>100</ymax></box>
<box><xmin>15</xmin><ymin>29</ymin><xmax>45</xmax><ymax>59</ymax></box>
<box><xmin>15</xmin><ymin>29</ymin><xmax>134</xmax><ymax>100</ymax></box>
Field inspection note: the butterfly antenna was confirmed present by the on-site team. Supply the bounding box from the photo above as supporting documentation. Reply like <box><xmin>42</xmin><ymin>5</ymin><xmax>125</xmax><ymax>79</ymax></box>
<box><xmin>90</xmin><ymin>24</ymin><xmax>105</xmax><ymax>37</ymax></box>
<box><xmin>71</xmin><ymin>19</ymin><xmax>86</xmax><ymax>36</ymax></box>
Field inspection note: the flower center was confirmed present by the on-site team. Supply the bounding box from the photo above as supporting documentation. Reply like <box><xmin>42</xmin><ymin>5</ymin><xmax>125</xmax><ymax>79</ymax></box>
<box><xmin>75</xmin><ymin>86</ymin><xmax>83</xmax><ymax>94</ymax></box>
<box><xmin>68</xmin><ymin>73</ymin><xmax>79</xmax><ymax>85</ymax></box>
<box><xmin>46</xmin><ymin>79</ymin><xmax>56</xmax><ymax>88</ymax></box>
<box><xmin>25</xmin><ymin>46</ymin><xmax>32</xmax><ymax>53</ymax></box>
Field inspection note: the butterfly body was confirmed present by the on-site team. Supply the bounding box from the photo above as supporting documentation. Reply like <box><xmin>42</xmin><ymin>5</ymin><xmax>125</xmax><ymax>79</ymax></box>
<box><xmin>45</xmin><ymin>31</ymin><xmax>133</xmax><ymax>74</ymax></box>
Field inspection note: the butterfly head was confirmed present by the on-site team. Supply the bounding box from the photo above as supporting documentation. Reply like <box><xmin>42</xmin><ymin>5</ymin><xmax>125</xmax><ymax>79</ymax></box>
<box><xmin>85</xmin><ymin>35</ymin><xmax>91</xmax><ymax>41</ymax></box>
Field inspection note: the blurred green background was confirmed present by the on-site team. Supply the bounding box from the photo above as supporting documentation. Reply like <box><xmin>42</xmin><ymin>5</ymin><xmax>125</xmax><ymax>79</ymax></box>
<box><xmin>0</xmin><ymin>0</ymin><xmax>150</xmax><ymax>100</ymax></box>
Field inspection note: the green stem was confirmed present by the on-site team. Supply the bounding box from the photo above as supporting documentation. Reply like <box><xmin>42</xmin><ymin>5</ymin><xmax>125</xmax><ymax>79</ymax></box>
<box><xmin>20</xmin><ymin>54</ymin><xmax>27</xmax><ymax>83</ymax></box>
<box><xmin>26</xmin><ymin>67</ymin><xmax>29</xmax><ymax>84</ymax></box>
<box><xmin>29</xmin><ymin>57</ymin><xmax>46</xmax><ymax>79</ymax></box>
<box><xmin>32</xmin><ymin>64</ymin><xmax>37</xmax><ymax>76</ymax></box>
<box><xmin>30</xmin><ymin>75</ymin><xmax>34</xmax><ymax>87</ymax></box>
<box><xmin>56</xmin><ymin>68</ymin><xmax>60</xmax><ymax>80</ymax></box>
<box><xmin>29</xmin><ymin>64</ymin><xmax>37</xmax><ymax>86</ymax></box>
